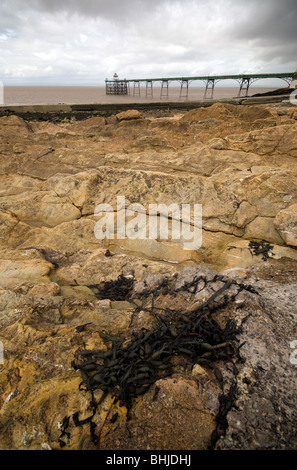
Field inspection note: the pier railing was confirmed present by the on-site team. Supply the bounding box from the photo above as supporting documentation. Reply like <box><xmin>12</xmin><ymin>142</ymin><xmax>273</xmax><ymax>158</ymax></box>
<box><xmin>105</xmin><ymin>72</ymin><xmax>294</xmax><ymax>99</ymax></box>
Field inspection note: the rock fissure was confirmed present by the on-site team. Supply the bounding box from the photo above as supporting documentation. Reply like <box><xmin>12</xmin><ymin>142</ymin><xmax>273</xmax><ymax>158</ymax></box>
<box><xmin>0</xmin><ymin>101</ymin><xmax>297</xmax><ymax>450</ymax></box>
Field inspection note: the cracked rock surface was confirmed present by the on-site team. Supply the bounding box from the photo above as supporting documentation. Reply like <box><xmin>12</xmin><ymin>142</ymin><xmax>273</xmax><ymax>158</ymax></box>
<box><xmin>0</xmin><ymin>102</ymin><xmax>297</xmax><ymax>449</ymax></box>
<box><xmin>1</xmin><ymin>102</ymin><xmax>297</xmax><ymax>270</ymax></box>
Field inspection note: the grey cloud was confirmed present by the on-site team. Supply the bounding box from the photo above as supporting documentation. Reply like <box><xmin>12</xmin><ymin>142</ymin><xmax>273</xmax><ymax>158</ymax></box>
<box><xmin>231</xmin><ymin>0</ymin><xmax>297</xmax><ymax>42</ymax></box>
<box><xmin>13</xmin><ymin>0</ymin><xmax>171</xmax><ymax>21</ymax></box>
<box><xmin>0</xmin><ymin>0</ymin><xmax>296</xmax><ymax>85</ymax></box>
<box><xmin>214</xmin><ymin>0</ymin><xmax>297</xmax><ymax>68</ymax></box>
<box><xmin>253</xmin><ymin>42</ymin><xmax>297</xmax><ymax>65</ymax></box>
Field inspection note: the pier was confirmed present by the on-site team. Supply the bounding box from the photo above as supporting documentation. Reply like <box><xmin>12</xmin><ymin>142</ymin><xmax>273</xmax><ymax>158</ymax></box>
<box><xmin>105</xmin><ymin>72</ymin><xmax>295</xmax><ymax>99</ymax></box>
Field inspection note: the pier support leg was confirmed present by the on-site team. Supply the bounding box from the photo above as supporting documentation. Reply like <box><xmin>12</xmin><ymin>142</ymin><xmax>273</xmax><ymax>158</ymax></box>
<box><xmin>160</xmin><ymin>80</ymin><xmax>169</xmax><ymax>99</ymax></box>
<box><xmin>238</xmin><ymin>78</ymin><xmax>251</xmax><ymax>97</ymax></box>
<box><xmin>133</xmin><ymin>81</ymin><xmax>141</xmax><ymax>97</ymax></box>
<box><xmin>179</xmin><ymin>80</ymin><xmax>189</xmax><ymax>100</ymax></box>
<box><xmin>204</xmin><ymin>79</ymin><xmax>215</xmax><ymax>99</ymax></box>
<box><xmin>145</xmin><ymin>81</ymin><xmax>153</xmax><ymax>98</ymax></box>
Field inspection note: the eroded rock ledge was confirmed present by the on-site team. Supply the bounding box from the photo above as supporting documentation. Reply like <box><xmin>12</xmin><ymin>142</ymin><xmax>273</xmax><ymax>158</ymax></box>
<box><xmin>0</xmin><ymin>258</ymin><xmax>297</xmax><ymax>450</ymax></box>
<box><xmin>0</xmin><ymin>102</ymin><xmax>297</xmax><ymax>450</ymax></box>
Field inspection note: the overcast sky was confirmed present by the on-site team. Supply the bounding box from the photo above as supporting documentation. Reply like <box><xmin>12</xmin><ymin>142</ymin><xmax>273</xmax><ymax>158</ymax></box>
<box><xmin>0</xmin><ymin>0</ymin><xmax>296</xmax><ymax>85</ymax></box>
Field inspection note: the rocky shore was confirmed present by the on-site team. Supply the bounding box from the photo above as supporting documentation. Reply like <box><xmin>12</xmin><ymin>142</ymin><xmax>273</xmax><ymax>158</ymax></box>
<box><xmin>0</xmin><ymin>99</ymin><xmax>297</xmax><ymax>450</ymax></box>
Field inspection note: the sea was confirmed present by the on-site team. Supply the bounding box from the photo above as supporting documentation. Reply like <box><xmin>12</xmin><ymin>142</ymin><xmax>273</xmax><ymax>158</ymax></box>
<box><xmin>2</xmin><ymin>85</ymin><xmax>277</xmax><ymax>106</ymax></box>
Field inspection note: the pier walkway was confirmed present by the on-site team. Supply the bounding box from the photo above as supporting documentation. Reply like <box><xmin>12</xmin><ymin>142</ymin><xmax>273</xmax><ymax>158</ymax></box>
<box><xmin>105</xmin><ymin>72</ymin><xmax>295</xmax><ymax>99</ymax></box>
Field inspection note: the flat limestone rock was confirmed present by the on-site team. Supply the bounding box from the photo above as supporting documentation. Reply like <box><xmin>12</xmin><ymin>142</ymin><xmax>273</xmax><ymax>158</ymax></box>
<box><xmin>101</xmin><ymin>377</ymin><xmax>216</xmax><ymax>450</ymax></box>
<box><xmin>0</xmin><ymin>102</ymin><xmax>297</xmax><ymax>450</ymax></box>
<box><xmin>274</xmin><ymin>204</ymin><xmax>297</xmax><ymax>246</ymax></box>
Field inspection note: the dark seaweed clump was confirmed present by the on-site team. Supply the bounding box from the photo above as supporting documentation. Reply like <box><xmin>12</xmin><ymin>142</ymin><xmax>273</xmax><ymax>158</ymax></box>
<box><xmin>248</xmin><ymin>240</ymin><xmax>275</xmax><ymax>261</ymax></box>
<box><xmin>58</xmin><ymin>276</ymin><xmax>256</xmax><ymax>448</ymax></box>
<box><xmin>87</xmin><ymin>274</ymin><xmax>134</xmax><ymax>301</ymax></box>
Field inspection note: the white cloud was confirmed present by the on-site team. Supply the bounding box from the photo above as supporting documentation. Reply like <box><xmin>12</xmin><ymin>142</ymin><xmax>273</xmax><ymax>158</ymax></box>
<box><xmin>0</xmin><ymin>0</ymin><xmax>296</xmax><ymax>85</ymax></box>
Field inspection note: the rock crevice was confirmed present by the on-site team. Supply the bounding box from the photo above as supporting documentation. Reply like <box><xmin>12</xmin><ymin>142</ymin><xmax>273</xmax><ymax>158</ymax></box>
<box><xmin>0</xmin><ymin>102</ymin><xmax>297</xmax><ymax>449</ymax></box>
